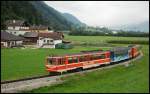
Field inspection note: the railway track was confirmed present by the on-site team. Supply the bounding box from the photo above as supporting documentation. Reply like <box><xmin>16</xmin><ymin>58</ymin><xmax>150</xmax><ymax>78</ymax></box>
<box><xmin>1</xmin><ymin>52</ymin><xmax>143</xmax><ymax>93</ymax></box>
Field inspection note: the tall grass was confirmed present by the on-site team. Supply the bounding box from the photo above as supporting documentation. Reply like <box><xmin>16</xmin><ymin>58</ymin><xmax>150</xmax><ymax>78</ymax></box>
<box><xmin>107</xmin><ymin>40</ymin><xmax>149</xmax><ymax>44</ymax></box>
<box><xmin>25</xmin><ymin>45</ymin><xmax>149</xmax><ymax>93</ymax></box>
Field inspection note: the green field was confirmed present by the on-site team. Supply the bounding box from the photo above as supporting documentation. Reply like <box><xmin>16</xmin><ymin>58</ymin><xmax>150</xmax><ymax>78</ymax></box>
<box><xmin>1</xmin><ymin>46</ymin><xmax>104</xmax><ymax>81</ymax></box>
<box><xmin>25</xmin><ymin>45</ymin><xmax>149</xmax><ymax>93</ymax></box>
<box><xmin>65</xmin><ymin>35</ymin><xmax>148</xmax><ymax>44</ymax></box>
<box><xmin>1</xmin><ymin>35</ymin><xmax>149</xmax><ymax>93</ymax></box>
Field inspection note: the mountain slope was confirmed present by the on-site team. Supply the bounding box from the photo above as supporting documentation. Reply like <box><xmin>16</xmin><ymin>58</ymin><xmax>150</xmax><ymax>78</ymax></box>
<box><xmin>1</xmin><ymin>1</ymin><xmax>74</xmax><ymax>30</ymax></box>
<box><xmin>30</xmin><ymin>1</ymin><xmax>72</xmax><ymax>30</ymax></box>
<box><xmin>62</xmin><ymin>13</ymin><xmax>86</xmax><ymax>26</ymax></box>
<box><xmin>1</xmin><ymin>1</ymin><xmax>44</xmax><ymax>25</ymax></box>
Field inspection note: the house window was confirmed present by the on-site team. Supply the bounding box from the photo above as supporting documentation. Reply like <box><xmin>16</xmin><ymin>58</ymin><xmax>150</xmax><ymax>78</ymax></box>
<box><xmin>47</xmin><ymin>40</ymin><xmax>50</xmax><ymax>43</ymax></box>
<box><xmin>14</xmin><ymin>32</ymin><xmax>16</xmax><ymax>34</ymax></box>
<box><xmin>43</xmin><ymin>40</ymin><xmax>46</xmax><ymax>43</ymax></box>
<box><xmin>50</xmin><ymin>40</ymin><xmax>53</xmax><ymax>42</ymax></box>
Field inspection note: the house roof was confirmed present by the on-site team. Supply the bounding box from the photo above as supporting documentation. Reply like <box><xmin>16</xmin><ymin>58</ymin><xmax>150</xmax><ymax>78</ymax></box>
<box><xmin>5</xmin><ymin>20</ymin><xmax>25</xmax><ymax>27</ymax></box>
<box><xmin>38</xmin><ymin>32</ymin><xmax>63</xmax><ymax>40</ymax></box>
<box><xmin>29</xmin><ymin>25</ymin><xmax>48</xmax><ymax>30</ymax></box>
<box><xmin>1</xmin><ymin>31</ymin><xmax>25</xmax><ymax>41</ymax></box>
<box><xmin>23</xmin><ymin>32</ymin><xmax>63</xmax><ymax>40</ymax></box>
<box><xmin>24</xmin><ymin>32</ymin><xmax>38</xmax><ymax>38</ymax></box>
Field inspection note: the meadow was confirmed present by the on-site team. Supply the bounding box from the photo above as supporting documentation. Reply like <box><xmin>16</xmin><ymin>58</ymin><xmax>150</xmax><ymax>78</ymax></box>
<box><xmin>1</xmin><ymin>35</ymin><xmax>149</xmax><ymax>93</ymax></box>
<box><xmin>1</xmin><ymin>46</ymin><xmax>103</xmax><ymax>81</ymax></box>
<box><xmin>25</xmin><ymin>45</ymin><xmax>149</xmax><ymax>93</ymax></box>
<box><xmin>65</xmin><ymin>35</ymin><xmax>149</xmax><ymax>44</ymax></box>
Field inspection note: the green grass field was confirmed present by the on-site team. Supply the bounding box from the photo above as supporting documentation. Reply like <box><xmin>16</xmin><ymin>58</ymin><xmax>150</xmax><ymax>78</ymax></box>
<box><xmin>65</xmin><ymin>35</ymin><xmax>148</xmax><ymax>44</ymax></box>
<box><xmin>25</xmin><ymin>45</ymin><xmax>149</xmax><ymax>93</ymax></box>
<box><xmin>1</xmin><ymin>35</ymin><xmax>149</xmax><ymax>93</ymax></box>
<box><xmin>1</xmin><ymin>46</ymin><xmax>105</xmax><ymax>81</ymax></box>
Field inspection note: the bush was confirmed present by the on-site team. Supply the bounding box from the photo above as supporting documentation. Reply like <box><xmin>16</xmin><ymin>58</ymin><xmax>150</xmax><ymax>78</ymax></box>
<box><xmin>55</xmin><ymin>43</ymin><xmax>73</xmax><ymax>49</ymax></box>
<box><xmin>107</xmin><ymin>40</ymin><xmax>149</xmax><ymax>45</ymax></box>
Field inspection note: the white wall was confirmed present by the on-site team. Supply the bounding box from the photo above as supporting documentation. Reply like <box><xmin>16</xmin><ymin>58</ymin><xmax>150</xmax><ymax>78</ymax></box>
<box><xmin>16</xmin><ymin>41</ymin><xmax>23</xmax><ymax>45</ymax></box>
<box><xmin>37</xmin><ymin>37</ymin><xmax>62</xmax><ymax>48</ymax></box>
<box><xmin>15</xmin><ymin>26</ymin><xmax>20</xmax><ymax>30</ymax></box>
<box><xmin>1</xmin><ymin>41</ymin><xmax>23</xmax><ymax>47</ymax></box>
<box><xmin>1</xmin><ymin>42</ymin><xmax>8</xmax><ymax>47</ymax></box>
<box><xmin>20</xmin><ymin>26</ymin><xmax>29</xmax><ymax>30</ymax></box>
<box><xmin>5</xmin><ymin>30</ymin><xmax>30</xmax><ymax>36</ymax></box>
<box><xmin>48</xmin><ymin>30</ymin><xmax>54</xmax><ymax>32</ymax></box>
<box><xmin>8</xmin><ymin>26</ymin><xmax>14</xmax><ymax>30</ymax></box>
<box><xmin>54</xmin><ymin>40</ymin><xmax>62</xmax><ymax>45</ymax></box>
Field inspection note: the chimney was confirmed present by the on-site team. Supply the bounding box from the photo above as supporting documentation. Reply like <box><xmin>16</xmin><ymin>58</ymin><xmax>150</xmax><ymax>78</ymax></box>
<box><xmin>13</xmin><ymin>20</ymin><xmax>15</xmax><ymax>23</ymax></box>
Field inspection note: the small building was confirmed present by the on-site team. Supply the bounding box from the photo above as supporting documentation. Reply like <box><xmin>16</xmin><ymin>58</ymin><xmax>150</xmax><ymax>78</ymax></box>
<box><xmin>23</xmin><ymin>32</ymin><xmax>39</xmax><ymax>44</ymax></box>
<box><xmin>29</xmin><ymin>25</ymin><xmax>49</xmax><ymax>32</ymax></box>
<box><xmin>112</xmin><ymin>31</ymin><xmax>118</xmax><ymax>34</ymax></box>
<box><xmin>5</xmin><ymin>19</ymin><xmax>30</xmax><ymax>30</ymax></box>
<box><xmin>37</xmin><ymin>32</ymin><xmax>64</xmax><ymax>48</ymax></box>
<box><xmin>23</xmin><ymin>32</ymin><xmax>64</xmax><ymax>48</ymax></box>
<box><xmin>1</xmin><ymin>31</ymin><xmax>25</xmax><ymax>48</ymax></box>
<box><xmin>4</xmin><ymin>20</ymin><xmax>30</xmax><ymax>36</ymax></box>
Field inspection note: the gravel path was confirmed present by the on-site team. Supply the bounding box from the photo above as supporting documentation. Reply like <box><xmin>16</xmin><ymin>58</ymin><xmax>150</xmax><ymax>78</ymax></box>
<box><xmin>1</xmin><ymin>52</ymin><xmax>143</xmax><ymax>93</ymax></box>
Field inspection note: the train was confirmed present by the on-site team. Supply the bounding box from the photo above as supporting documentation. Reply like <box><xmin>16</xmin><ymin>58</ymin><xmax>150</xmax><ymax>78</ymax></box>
<box><xmin>45</xmin><ymin>45</ymin><xmax>142</xmax><ymax>73</ymax></box>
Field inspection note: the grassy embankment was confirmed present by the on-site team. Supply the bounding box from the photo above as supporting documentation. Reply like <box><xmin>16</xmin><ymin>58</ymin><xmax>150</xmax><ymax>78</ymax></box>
<box><xmin>25</xmin><ymin>45</ymin><xmax>149</xmax><ymax>93</ymax></box>
<box><xmin>1</xmin><ymin>46</ymin><xmax>103</xmax><ymax>81</ymax></box>
<box><xmin>1</xmin><ymin>35</ymin><xmax>149</xmax><ymax>93</ymax></box>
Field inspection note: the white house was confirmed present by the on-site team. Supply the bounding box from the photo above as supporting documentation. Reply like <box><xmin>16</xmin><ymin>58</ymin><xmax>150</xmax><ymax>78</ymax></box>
<box><xmin>5</xmin><ymin>30</ymin><xmax>30</xmax><ymax>36</ymax></box>
<box><xmin>4</xmin><ymin>20</ymin><xmax>30</xmax><ymax>36</ymax></box>
<box><xmin>5</xmin><ymin>20</ymin><xmax>30</xmax><ymax>30</ymax></box>
<box><xmin>112</xmin><ymin>31</ymin><xmax>118</xmax><ymax>34</ymax></box>
<box><xmin>23</xmin><ymin>32</ymin><xmax>64</xmax><ymax>48</ymax></box>
<box><xmin>1</xmin><ymin>31</ymin><xmax>24</xmax><ymax>48</ymax></box>
<box><xmin>37</xmin><ymin>32</ymin><xmax>63</xmax><ymax>48</ymax></box>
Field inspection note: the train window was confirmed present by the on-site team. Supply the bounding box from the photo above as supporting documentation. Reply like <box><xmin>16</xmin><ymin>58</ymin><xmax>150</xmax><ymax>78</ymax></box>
<box><xmin>92</xmin><ymin>55</ymin><xmax>99</xmax><ymax>60</ymax></box>
<box><xmin>98</xmin><ymin>54</ymin><xmax>105</xmax><ymax>59</ymax></box>
<box><xmin>48</xmin><ymin>58</ymin><xmax>52</xmax><ymax>65</ymax></box>
<box><xmin>57</xmin><ymin>58</ymin><xmax>65</xmax><ymax>65</ymax></box>
<box><xmin>47</xmin><ymin>58</ymin><xmax>57</xmax><ymax>65</ymax></box>
<box><xmin>85</xmin><ymin>55</ymin><xmax>90</xmax><ymax>61</ymax></box>
<box><xmin>68</xmin><ymin>57</ymin><xmax>72</xmax><ymax>63</ymax></box>
<box><xmin>79</xmin><ymin>56</ymin><xmax>86</xmax><ymax>62</ymax></box>
<box><xmin>73</xmin><ymin>57</ymin><xmax>78</xmax><ymax>63</ymax></box>
<box><xmin>68</xmin><ymin>57</ymin><xmax>78</xmax><ymax>63</ymax></box>
<box><xmin>57</xmin><ymin>58</ymin><xmax>62</xmax><ymax>65</ymax></box>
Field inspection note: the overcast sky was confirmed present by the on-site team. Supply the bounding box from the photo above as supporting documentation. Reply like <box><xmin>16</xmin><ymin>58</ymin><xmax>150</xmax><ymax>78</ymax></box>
<box><xmin>44</xmin><ymin>1</ymin><xmax>149</xmax><ymax>27</ymax></box>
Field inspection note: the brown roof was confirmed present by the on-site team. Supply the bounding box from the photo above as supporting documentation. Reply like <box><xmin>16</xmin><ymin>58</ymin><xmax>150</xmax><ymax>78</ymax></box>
<box><xmin>1</xmin><ymin>31</ymin><xmax>25</xmax><ymax>41</ymax></box>
<box><xmin>5</xmin><ymin>20</ymin><xmax>25</xmax><ymax>27</ymax></box>
<box><xmin>23</xmin><ymin>32</ymin><xmax>63</xmax><ymax>40</ymax></box>
<box><xmin>38</xmin><ymin>32</ymin><xmax>63</xmax><ymax>40</ymax></box>
<box><xmin>29</xmin><ymin>25</ymin><xmax>48</xmax><ymax>30</ymax></box>
<box><xmin>24</xmin><ymin>32</ymin><xmax>38</xmax><ymax>38</ymax></box>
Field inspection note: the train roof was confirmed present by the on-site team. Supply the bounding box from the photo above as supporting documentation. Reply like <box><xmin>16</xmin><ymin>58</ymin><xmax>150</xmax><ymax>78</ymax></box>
<box><xmin>110</xmin><ymin>47</ymin><xmax>130</xmax><ymax>54</ymax></box>
<box><xmin>47</xmin><ymin>50</ymin><xmax>109</xmax><ymax>58</ymax></box>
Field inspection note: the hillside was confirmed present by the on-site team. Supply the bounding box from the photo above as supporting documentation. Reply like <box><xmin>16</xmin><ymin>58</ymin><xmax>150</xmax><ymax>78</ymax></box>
<box><xmin>30</xmin><ymin>1</ymin><xmax>72</xmax><ymax>30</ymax></box>
<box><xmin>62</xmin><ymin>13</ymin><xmax>86</xmax><ymax>27</ymax></box>
<box><xmin>1</xmin><ymin>1</ymin><xmax>76</xmax><ymax>30</ymax></box>
<box><xmin>1</xmin><ymin>1</ymin><xmax>44</xmax><ymax>25</ymax></box>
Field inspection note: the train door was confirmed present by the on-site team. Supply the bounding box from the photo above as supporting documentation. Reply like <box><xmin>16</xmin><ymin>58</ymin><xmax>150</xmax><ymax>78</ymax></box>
<box><xmin>110</xmin><ymin>51</ymin><xmax>114</xmax><ymax>62</ymax></box>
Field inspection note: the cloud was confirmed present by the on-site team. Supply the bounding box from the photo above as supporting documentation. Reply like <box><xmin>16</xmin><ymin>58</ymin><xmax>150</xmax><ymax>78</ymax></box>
<box><xmin>44</xmin><ymin>1</ymin><xmax>149</xmax><ymax>27</ymax></box>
